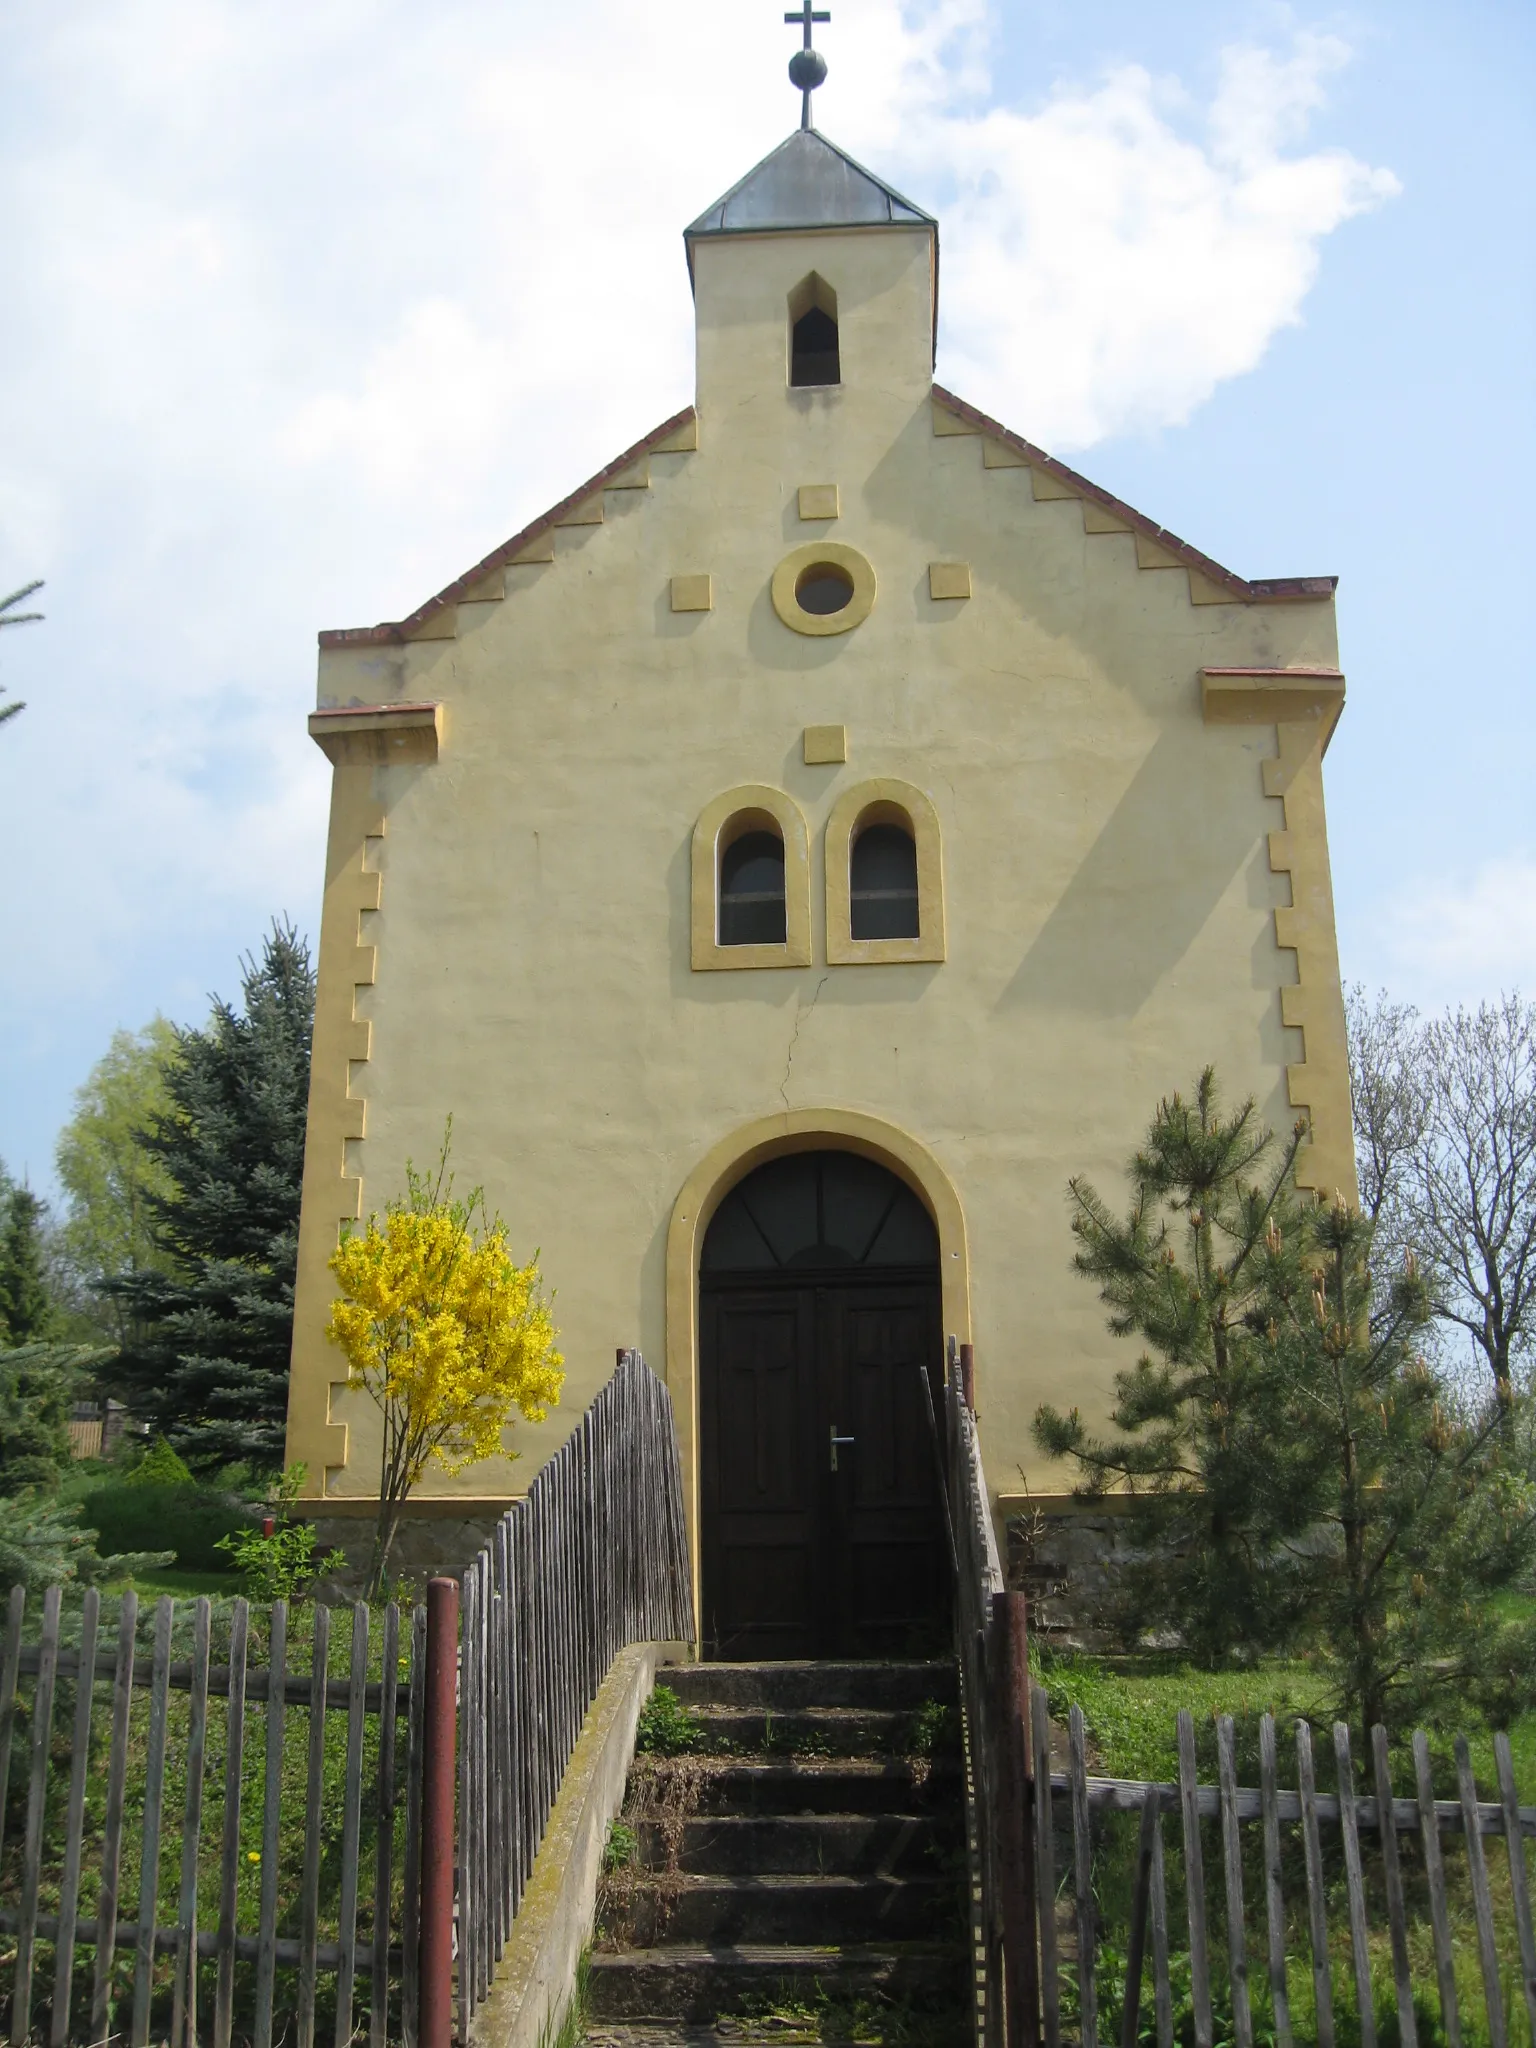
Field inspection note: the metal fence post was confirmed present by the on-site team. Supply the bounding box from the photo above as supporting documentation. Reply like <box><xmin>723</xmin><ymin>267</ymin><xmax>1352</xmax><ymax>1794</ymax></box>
<box><xmin>960</xmin><ymin>1341</ymin><xmax>976</xmax><ymax>1412</ymax></box>
<box><xmin>421</xmin><ymin>1576</ymin><xmax>460</xmax><ymax>2048</ymax></box>
<box><xmin>993</xmin><ymin>1588</ymin><xmax>1041</xmax><ymax>2048</ymax></box>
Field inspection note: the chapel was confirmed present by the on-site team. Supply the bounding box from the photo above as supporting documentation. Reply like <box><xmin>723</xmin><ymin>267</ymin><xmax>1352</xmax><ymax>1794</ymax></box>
<box><xmin>285</xmin><ymin>72</ymin><xmax>1355</xmax><ymax>1656</ymax></box>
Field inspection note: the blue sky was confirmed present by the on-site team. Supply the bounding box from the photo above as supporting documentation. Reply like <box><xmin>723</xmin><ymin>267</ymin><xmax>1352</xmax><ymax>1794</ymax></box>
<box><xmin>1</xmin><ymin>0</ymin><xmax>1532</xmax><ymax>1196</ymax></box>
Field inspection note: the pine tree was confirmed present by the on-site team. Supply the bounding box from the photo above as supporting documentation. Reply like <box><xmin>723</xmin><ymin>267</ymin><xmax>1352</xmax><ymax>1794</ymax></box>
<box><xmin>1034</xmin><ymin>1072</ymin><xmax>1323</xmax><ymax>1663</ymax></box>
<box><xmin>0</xmin><ymin>1165</ymin><xmax>55</xmax><ymax>1345</ymax></box>
<box><xmin>1270</xmin><ymin>1197</ymin><xmax>1536</xmax><ymax>1734</ymax></box>
<box><xmin>106</xmin><ymin>923</ymin><xmax>315</xmax><ymax>1468</ymax></box>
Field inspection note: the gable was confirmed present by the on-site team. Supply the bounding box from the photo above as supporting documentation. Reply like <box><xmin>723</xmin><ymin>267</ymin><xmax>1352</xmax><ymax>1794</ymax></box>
<box><xmin>317</xmin><ymin>386</ymin><xmax>1332</xmax><ymax>653</ymax></box>
<box><xmin>929</xmin><ymin>387</ymin><xmax>1335</xmax><ymax>609</ymax></box>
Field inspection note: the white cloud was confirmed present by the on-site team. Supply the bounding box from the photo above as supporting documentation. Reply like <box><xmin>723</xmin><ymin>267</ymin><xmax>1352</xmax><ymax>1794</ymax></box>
<box><xmin>925</xmin><ymin>33</ymin><xmax>1400</xmax><ymax>445</ymax></box>
<box><xmin>1375</xmin><ymin>857</ymin><xmax>1536</xmax><ymax>1014</ymax></box>
<box><xmin>0</xmin><ymin>0</ymin><xmax>1396</xmax><ymax>1176</ymax></box>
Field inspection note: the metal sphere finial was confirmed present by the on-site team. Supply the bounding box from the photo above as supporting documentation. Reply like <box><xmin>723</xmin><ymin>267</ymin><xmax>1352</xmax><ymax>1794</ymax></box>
<box><xmin>784</xmin><ymin>3</ymin><xmax>830</xmax><ymax>128</ymax></box>
<box><xmin>789</xmin><ymin>48</ymin><xmax>827</xmax><ymax>92</ymax></box>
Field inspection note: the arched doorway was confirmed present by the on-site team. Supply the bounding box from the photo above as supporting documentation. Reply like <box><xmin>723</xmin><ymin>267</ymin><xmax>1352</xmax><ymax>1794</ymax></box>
<box><xmin>698</xmin><ymin>1150</ymin><xmax>949</xmax><ymax>1660</ymax></box>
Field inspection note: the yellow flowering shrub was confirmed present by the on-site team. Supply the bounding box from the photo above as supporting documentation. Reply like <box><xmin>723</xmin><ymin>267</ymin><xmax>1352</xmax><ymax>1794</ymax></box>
<box><xmin>325</xmin><ymin>1128</ymin><xmax>563</xmax><ymax>1593</ymax></box>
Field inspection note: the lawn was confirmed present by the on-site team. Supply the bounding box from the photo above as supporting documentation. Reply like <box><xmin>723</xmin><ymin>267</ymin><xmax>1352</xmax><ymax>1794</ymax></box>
<box><xmin>1033</xmin><ymin>1649</ymin><xmax>1536</xmax><ymax>1805</ymax></box>
<box><xmin>0</xmin><ymin>1593</ymin><xmax>411</xmax><ymax>2043</ymax></box>
<box><xmin>1033</xmin><ymin>1646</ymin><xmax>1536</xmax><ymax>2048</ymax></box>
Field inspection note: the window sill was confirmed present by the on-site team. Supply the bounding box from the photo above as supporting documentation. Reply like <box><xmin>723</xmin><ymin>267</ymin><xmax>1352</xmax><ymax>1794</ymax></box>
<box><xmin>692</xmin><ymin>938</ymin><xmax>812</xmax><ymax>972</ymax></box>
<box><xmin>827</xmin><ymin>934</ymin><xmax>945</xmax><ymax>966</ymax></box>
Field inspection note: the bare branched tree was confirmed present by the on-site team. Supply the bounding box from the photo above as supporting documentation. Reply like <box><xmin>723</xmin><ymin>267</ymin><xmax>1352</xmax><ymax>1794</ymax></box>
<box><xmin>0</xmin><ymin>580</ymin><xmax>44</xmax><ymax>728</ymax></box>
<box><xmin>1406</xmin><ymin>994</ymin><xmax>1536</xmax><ymax>1407</ymax></box>
<box><xmin>1345</xmin><ymin>984</ymin><xmax>1428</xmax><ymax>1238</ymax></box>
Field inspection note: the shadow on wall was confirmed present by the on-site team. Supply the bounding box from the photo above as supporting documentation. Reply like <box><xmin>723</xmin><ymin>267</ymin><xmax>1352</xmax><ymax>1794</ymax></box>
<box><xmin>1000</xmin><ymin>726</ymin><xmax>1267</xmax><ymax>1019</ymax></box>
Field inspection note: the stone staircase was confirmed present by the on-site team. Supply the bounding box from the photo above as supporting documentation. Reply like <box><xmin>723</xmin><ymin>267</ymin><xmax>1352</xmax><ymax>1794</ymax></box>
<box><xmin>588</xmin><ymin>1660</ymin><xmax>969</xmax><ymax>2047</ymax></box>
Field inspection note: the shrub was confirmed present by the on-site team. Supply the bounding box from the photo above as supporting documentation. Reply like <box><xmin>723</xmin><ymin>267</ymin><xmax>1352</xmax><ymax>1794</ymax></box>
<box><xmin>124</xmin><ymin>1437</ymin><xmax>195</xmax><ymax>1488</ymax></box>
<box><xmin>79</xmin><ymin>1477</ymin><xmax>248</xmax><ymax>1572</ymax></box>
<box><xmin>215</xmin><ymin>1519</ymin><xmax>344</xmax><ymax>1603</ymax></box>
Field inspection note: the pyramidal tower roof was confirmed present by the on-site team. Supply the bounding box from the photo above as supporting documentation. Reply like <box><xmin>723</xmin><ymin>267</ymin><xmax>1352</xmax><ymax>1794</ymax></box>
<box><xmin>685</xmin><ymin>129</ymin><xmax>935</xmax><ymax>243</ymax></box>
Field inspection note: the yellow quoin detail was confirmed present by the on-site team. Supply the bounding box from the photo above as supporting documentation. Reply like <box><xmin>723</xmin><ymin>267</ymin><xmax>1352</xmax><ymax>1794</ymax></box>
<box><xmin>797</xmin><ymin>484</ymin><xmax>840</xmax><ymax>521</ymax></box>
<box><xmin>1200</xmin><ymin>668</ymin><xmax>1356</xmax><ymax>1203</ymax></box>
<box><xmin>825</xmin><ymin>779</ymin><xmax>946</xmax><ymax>966</ymax></box>
<box><xmin>690</xmin><ymin>784</ymin><xmax>812</xmax><ymax>971</ymax></box>
<box><xmin>287</xmin><ymin>773</ymin><xmax>392</xmax><ymax>1491</ymax></box>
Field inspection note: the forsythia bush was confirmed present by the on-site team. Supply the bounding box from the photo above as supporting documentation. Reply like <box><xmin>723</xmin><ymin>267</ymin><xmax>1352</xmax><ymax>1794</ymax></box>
<box><xmin>326</xmin><ymin>1130</ymin><xmax>563</xmax><ymax>1594</ymax></box>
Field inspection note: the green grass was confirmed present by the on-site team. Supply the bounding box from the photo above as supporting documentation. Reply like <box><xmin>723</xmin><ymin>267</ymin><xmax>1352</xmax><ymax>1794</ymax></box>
<box><xmin>108</xmin><ymin>1564</ymin><xmax>244</xmax><ymax>1599</ymax></box>
<box><xmin>1036</xmin><ymin>1647</ymin><xmax>1536</xmax><ymax>2048</ymax></box>
<box><xmin>1036</xmin><ymin>1649</ymin><xmax>1536</xmax><ymax>1804</ymax></box>
<box><xmin>0</xmin><ymin>1594</ymin><xmax>411</xmax><ymax>2042</ymax></box>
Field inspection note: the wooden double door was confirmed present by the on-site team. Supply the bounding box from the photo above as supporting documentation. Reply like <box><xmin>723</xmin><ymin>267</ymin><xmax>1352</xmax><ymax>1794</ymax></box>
<box><xmin>699</xmin><ymin>1269</ymin><xmax>949</xmax><ymax>1660</ymax></box>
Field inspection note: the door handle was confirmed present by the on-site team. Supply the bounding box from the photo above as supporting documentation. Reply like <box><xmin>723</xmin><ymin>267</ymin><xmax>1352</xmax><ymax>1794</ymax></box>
<box><xmin>829</xmin><ymin>1425</ymin><xmax>855</xmax><ymax>1472</ymax></box>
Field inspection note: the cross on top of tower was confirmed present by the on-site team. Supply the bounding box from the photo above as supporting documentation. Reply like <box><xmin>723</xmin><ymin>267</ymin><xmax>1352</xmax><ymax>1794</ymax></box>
<box><xmin>784</xmin><ymin>2</ymin><xmax>830</xmax><ymax>130</ymax></box>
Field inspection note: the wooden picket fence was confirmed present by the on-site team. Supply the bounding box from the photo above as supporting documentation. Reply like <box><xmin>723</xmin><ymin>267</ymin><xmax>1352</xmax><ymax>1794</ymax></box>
<box><xmin>1036</xmin><ymin>1702</ymin><xmax>1536</xmax><ymax>2048</ymax></box>
<box><xmin>0</xmin><ymin>1584</ymin><xmax>421</xmax><ymax>2048</ymax></box>
<box><xmin>940</xmin><ymin>1341</ymin><xmax>1536</xmax><ymax>2048</ymax></box>
<box><xmin>0</xmin><ymin>1348</ymin><xmax>695</xmax><ymax>2046</ymax></box>
<box><xmin>455</xmin><ymin>1347</ymin><xmax>694</xmax><ymax>2037</ymax></box>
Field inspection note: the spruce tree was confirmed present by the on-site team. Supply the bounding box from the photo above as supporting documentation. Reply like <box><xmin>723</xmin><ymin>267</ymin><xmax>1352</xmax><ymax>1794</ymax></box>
<box><xmin>107</xmin><ymin>923</ymin><xmax>315</xmax><ymax>1468</ymax></box>
<box><xmin>0</xmin><ymin>1343</ymin><xmax>104</xmax><ymax>1494</ymax></box>
<box><xmin>0</xmin><ymin>1165</ymin><xmax>55</xmax><ymax>1345</ymax></box>
<box><xmin>1033</xmin><ymin>1071</ymin><xmax>1324</xmax><ymax>1664</ymax></box>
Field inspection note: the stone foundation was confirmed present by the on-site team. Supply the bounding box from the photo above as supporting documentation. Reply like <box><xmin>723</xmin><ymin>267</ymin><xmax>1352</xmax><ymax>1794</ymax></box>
<box><xmin>305</xmin><ymin>1510</ymin><xmax>511</xmax><ymax>1598</ymax></box>
<box><xmin>1004</xmin><ymin>1501</ymin><xmax>1144</xmax><ymax>1650</ymax></box>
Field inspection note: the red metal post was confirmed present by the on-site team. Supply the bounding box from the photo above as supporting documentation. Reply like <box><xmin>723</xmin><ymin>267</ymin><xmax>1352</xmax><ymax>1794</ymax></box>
<box><xmin>960</xmin><ymin>1341</ymin><xmax>976</xmax><ymax>1413</ymax></box>
<box><xmin>993</xmin><ymin>1588</ymin><xmax>1041</xmax><ymax>2048</ymax></box>
<box><xmin>420</xmin><ymin>1575</ymin><xmax>460</xmax><ymax>2048</ymax></box>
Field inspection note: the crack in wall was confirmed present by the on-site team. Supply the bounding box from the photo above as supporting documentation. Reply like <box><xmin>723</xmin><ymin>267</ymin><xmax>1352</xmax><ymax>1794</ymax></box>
<box><xmin>780</xmin><ymin>974</ymin><xmax>829</xmax><ymax>1110</ymax></box>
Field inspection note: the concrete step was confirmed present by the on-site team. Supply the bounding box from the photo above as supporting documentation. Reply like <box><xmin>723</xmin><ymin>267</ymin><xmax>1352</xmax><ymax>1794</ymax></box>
<box><xmin>663</xmin><ymin>1661</ymin><xmax>957</xmax><ymax>1712</ymax></box>
<box><xmin>585</xmin><ymin>1943</ymin><xmax>969</xmax><ymax>2025</ymax></box>
<box><xmin>678</xmin><ymin>1705</ymin><xmax>947</xmax><ymax>1757</ymax></box>
<box><xmin>636</xmin><ymin>1812</ymin><xmax>960</xmax><ymax>1877</ymax></box>
<box><xmin>654</xmin><ymin>1757</ymin><xmax>961</xmax><ymax>1816</ymax></box>
<box><xmin>604</xmin><ymin>1872</ymin><xmax>960</xmax><ymax>1947</ymax></box>
<box><xmin>586</xmin><ymin>2020</ymin><xmax>968</xmax><ymax>2048</ymax></box>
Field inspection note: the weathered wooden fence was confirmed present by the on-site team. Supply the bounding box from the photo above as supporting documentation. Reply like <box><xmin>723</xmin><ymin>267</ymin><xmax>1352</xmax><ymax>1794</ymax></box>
<box><xmin>454</xmin><ymin>1347</ymin><xmax>694</xmax><ymax>2039</ymax></box>
<box><xmin>939</xmin><ymin>1340</ymin><xmax>1536</xmax><ymax>2048</ymax></box>
<box><xmin>1037</xmin><ymin>1703</ymin><xmax>1536</xmax><ymax>2048</ymax></box>
<box><xmin>0</xmin><ymin>1583</ymin><xmax>421</xmax><ymax>2048</ymax></box>
<box><xmin>0</xmin><ymin>1347</ymin><xmax>695</xmax><ymax>2046</ymax></box>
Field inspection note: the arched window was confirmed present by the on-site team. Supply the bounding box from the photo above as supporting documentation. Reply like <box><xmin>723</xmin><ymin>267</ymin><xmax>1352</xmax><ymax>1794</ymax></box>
<box><xmin>788</xmin><ymin>274</ymin><xmax>840</xmax><ymax>388</ymax></box>
<box><xmin>719</xmin><ymin>829</ymin><xmax>787</xmax><ymax>946</ymax></box>
<box><xmin>850</xmin><ymin>822</ymin><xmax>919</xmax><ymax>940</ymax></box>
<box><xmin>825</xmin><ymin>782</ymin><xmax>945</xmax><ymax>965</ymax></box>
<box><xmin>691</xmin><ymin>786</ymin><xmax>811</xmax><ymax>970</ymax></box>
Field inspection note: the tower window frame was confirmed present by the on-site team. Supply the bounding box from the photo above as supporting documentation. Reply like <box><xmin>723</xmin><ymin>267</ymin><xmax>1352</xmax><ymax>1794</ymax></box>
<box><xmin>788</xmin><ymin>272</ymin><xmax>840</xmax><ymax>389</ymax></box>
<box><xmin>691</xmin><ymin>785</ymin><xmax>812</xmax><ymax>971</ymax></box>
<box><xmin>825</xmin><ymin>780</ymin><xmax>946</xmax><ymax>966</ymax></box>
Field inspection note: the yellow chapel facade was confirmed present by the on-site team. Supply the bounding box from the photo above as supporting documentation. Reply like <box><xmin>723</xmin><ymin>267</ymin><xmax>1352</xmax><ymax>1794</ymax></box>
<box><xmin>285</xmin><ymin>128</ymin><xmax>1356</xmax><ymax>1650</ymax></box>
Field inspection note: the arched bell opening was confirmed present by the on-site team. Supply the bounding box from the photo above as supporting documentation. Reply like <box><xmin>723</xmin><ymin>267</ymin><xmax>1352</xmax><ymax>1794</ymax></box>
<box><xmin>788</xmin><ymin>272</ymin><xmax>840</xmax><ymax>388</ymax></box>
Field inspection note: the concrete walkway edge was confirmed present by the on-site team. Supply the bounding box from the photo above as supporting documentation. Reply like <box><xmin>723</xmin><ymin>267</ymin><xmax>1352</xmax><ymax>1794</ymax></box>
<box><xmin>469</xmin><ymin>1641</ymin><xmax>670</xmax><ymax>2048</ymax></box>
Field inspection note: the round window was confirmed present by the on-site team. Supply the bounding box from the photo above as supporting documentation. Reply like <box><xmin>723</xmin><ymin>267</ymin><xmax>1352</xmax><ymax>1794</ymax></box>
<box><xmin>794</xmin><ymin>564</ymin><xmax>855</xmax><ymax>616</ymax></box>
<box><xmin>771</xmin><ymin>541</ymin><xmax>877</xmax><ymax>637</ymax></box>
